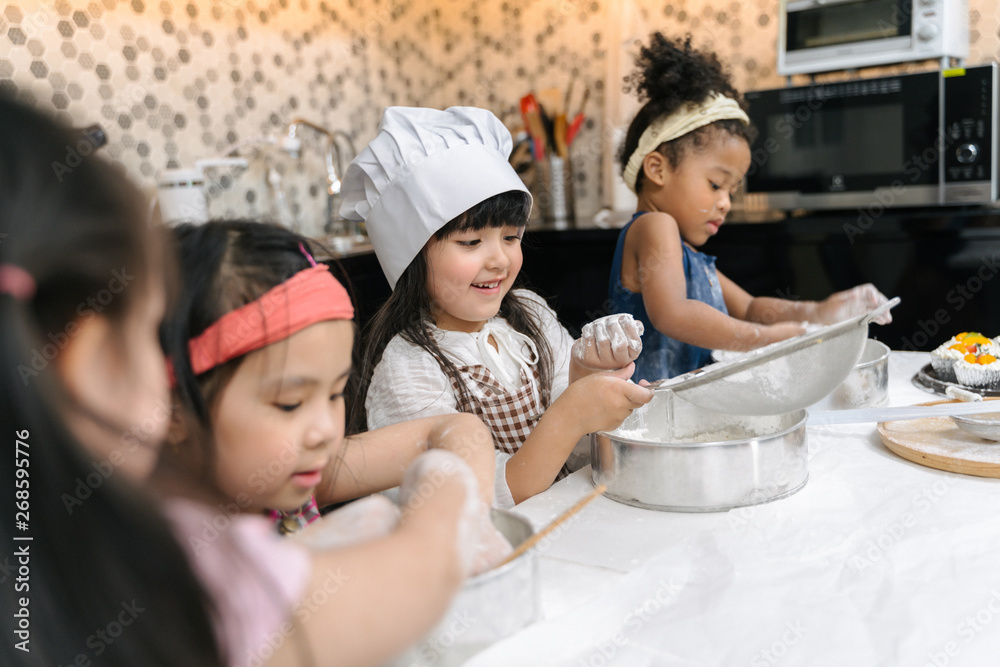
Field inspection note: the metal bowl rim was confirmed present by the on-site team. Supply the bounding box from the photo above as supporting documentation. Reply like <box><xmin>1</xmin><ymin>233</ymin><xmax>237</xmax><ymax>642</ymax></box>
<box><xmin>855</xmin><ymin>339</ymin><xmax>890</xmax><ymax>370</ymax></box>
<box><xmin>951</xmin><ymin>412</ymin><xmax>1000</xmax><ymax>425</ymax></box>
<box><xmin>466</xmin><ymin>508</ymin><xmax>535</xmax><ymax>585</ymax></box>
<box><xmin>597</xmin><ymin>409</ymin><xmax>808</xmax><ymax>449</ymax></box>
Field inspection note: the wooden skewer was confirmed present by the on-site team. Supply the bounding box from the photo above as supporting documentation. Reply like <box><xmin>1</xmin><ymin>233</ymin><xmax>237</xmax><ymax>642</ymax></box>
<box><xmin>554</xmin><ymin>113</ymin><xmax>568</xmax><ymax>159</ymax></box>
<box><xmin>495</xmin><ymin>484</ymin><xmax>607</xmax><ymax>568</ymax></box>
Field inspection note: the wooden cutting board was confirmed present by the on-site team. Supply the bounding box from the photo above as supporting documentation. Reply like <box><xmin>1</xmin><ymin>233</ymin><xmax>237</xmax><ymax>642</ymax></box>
<box><xmin>878</xmin><ymin>399</ymin><xmax>1000</xmax><ymax>478</ymax></box>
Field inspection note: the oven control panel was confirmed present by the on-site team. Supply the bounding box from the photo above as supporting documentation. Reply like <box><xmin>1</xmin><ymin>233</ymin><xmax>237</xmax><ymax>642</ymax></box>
<box><xmin>942</xmin><ymin>64</ymin><xmax>997</xmax><ymax>202</ymax></box>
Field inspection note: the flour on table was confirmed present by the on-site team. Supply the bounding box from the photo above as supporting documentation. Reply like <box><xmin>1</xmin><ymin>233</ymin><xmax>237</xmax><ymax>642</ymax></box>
<box><xmin>882</xmin><ymin>416</ymin><xmax>1000</xmax><ymax>464</ymax></box>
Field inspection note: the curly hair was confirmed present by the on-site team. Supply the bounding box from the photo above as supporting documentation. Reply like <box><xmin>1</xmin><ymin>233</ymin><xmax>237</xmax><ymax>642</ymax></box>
<box><xmin>618</xmin><ymin>33</ymin><xmax>755</xmax><ymax>193</ymax></box>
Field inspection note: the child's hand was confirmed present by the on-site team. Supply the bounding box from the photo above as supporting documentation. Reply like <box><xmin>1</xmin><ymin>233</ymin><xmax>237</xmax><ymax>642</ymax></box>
<box><xmin>814</xmin><ymin>284</ymin><xmax>892</xmax><ymax>325</ymax></box>
<box><xmin>572</xmin><ymin>314</ymin><xmax>644</xmax><ymax>371</ymax></box>
<box><xmin>291</xmin><ymin>495</ymin><xmax>401</xmax><ymax>550</ymax></box>
<box><xmin>466</xmin><ymin>511</ymin><xmax>513</xmax><ymax>577</ymax></box>
<box><xmin>398</xmin><ymin>450</ymin><xmax>509</xmax><ymax>577</ymax></box>
<box><xmin>561</xmin><ymin>366</ymin><xmax>654</xmax><ymax>435</ymax></box>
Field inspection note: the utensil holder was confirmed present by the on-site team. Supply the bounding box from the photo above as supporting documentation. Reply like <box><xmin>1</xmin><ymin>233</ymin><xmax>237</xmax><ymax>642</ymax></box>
<box><xmin>535</xmin><ymin>155</ymin><xmax>575</xmax><ymax>227</ymax></box>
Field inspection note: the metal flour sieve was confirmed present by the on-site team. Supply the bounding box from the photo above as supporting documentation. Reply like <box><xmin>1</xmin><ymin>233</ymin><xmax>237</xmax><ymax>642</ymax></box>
<box><xmin>649</xmin><ymin>297</ymin><xmax>900</xmax><ymax>416</ymax></box>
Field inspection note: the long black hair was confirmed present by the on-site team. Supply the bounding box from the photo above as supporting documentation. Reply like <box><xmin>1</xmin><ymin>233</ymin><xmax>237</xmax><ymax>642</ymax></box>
<box><xmin>158</xmin><ymin>221</ymin><xmax>345</xmax><ymax>667</ymax></box>
<box><xmin>618</xmin><ymin>32</ymin><xmax>755</xmax><ymax>193</ymax></box>
<box><xmin>0</xmin><ymin>94</ymin><xmax>222</xmax><ymax>666</ymax></box>
<box><xmin>160</xmin><ymin>220</ymin><xmax>351</xmax><ymax>490</ymax></box>
<box><xmin>350</xmin><ymin>190</ymin><xmax>554</xmax><ymax>434</ymax></box>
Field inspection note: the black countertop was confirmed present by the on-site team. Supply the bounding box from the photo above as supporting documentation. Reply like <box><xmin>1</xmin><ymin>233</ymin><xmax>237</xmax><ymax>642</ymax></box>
<box><xmin>337</xmin><ymin>205</ymin><xmax>1000</xmax><ymax>349</ymax></box>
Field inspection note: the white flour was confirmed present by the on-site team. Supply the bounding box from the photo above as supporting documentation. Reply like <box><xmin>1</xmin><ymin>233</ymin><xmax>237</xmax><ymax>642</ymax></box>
<box><xmin>613</xmin><ymin>426</ymin><xmax>652</xmax><ymax>441</ymax></box>
<box><xmin>612</xmin><ymin>413</ymin><xmax>789</xmax><ymax>443</ymax></box>
<box><xmin>883</xmin><ymin>416</ymin><xmax>1000</xmax><ymax>465</ymax></box>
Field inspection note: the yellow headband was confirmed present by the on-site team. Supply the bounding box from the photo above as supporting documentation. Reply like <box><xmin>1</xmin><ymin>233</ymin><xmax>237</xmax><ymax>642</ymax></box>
<box><xmin>622</xmin><ymin>93</ymin><xmax>749</xmax><ymax>193</ymax></box>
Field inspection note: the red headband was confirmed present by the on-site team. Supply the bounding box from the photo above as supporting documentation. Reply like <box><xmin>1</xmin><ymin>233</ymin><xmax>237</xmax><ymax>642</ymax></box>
<box><xmin>187</xmin><ymin>264</ymin><xmax>354</xmax><ymax>376</ymax></box>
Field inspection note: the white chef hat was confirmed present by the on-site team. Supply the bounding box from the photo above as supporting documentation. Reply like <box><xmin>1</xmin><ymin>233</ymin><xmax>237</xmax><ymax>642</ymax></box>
<box><xmin>340</xmin><ymin>106</ymin><xmax>531</xmax><ymax>289</ymax></box>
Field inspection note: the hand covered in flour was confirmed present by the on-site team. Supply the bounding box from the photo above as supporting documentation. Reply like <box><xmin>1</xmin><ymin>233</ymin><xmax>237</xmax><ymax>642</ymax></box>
<box><xmin>399</xmin><ymin>450</ymin><xmax>512</xmax><ymax>577</ymax></box>
<box><xmin>558</xmin><ymin>364</ymin><xmax>654</xmax><ymax>435</ymax></box>
<box><xmin>813</xmin><ymin>283</ymin><xmax>892</xmax><ymax>325</ymax></box>
<box><xmin>291</xmin><ymin>495</ymin><xmax>401</xmax><ymax>550</ymax></box>
<box><xmin>572</xmin><ymin>314</ymin><xmax>644</xmax><ymax>371</ymax></box>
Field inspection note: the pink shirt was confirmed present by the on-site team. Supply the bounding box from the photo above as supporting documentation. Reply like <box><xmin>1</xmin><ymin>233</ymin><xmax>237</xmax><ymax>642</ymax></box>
<box><xmin>164</xmin><ymin>497</ymin><xmax>311</xmax><ymax>667</ymax></box>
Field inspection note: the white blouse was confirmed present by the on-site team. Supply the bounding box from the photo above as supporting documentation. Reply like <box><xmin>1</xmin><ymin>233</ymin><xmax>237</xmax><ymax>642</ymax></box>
<box><xmin>366</xmin><ymin>289</ymin><xmax>578</xmax><ymax>507</ymax></box>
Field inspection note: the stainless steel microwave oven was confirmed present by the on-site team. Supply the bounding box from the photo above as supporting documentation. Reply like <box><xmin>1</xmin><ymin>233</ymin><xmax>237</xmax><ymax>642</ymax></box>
<box><xmin>778</xmin><ymin>0</ymin><xmax>968</xmax><ymax>75</ymax></box>
<box><xmin>742</xmin><ymin>64</ymin><xmax>997</xmax><ymax>211</ymax></box>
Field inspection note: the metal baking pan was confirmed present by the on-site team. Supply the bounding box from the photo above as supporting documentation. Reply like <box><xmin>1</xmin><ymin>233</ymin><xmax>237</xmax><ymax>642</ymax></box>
<box><xmin>912</xmin><ymin>363</ymin><xmax>1000</xmax><ymax>399</ymax></box>
<box><xmin>592</xmin><ymin>393</ymin><xmax>808</xmax><ymax>512</ymax></box>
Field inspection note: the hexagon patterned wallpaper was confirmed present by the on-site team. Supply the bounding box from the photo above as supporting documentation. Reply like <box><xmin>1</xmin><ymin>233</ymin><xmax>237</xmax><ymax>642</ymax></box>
<box><xmin>2</xmin><ymin>0</ymin><xmax>999</xmax><ymax>227</ymax></box>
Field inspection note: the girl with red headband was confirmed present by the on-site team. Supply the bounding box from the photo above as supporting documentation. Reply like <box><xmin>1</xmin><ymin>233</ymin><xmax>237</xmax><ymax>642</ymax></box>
<box><xmin>159</xmin><ymin>220</ymin><xmax>512</xmax><ymax>666</ymax></box>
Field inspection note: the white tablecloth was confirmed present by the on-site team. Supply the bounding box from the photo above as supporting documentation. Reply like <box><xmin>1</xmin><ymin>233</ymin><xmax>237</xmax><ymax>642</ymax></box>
<box><xmin>466</xmin><ymin>352</ymin><xmax>1000</xmax><ymax>666</ymax></box>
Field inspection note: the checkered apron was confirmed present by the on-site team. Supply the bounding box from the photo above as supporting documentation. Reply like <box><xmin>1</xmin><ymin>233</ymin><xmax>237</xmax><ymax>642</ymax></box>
<box><xmin>449</xmin><ymin>365</ymin><xmax>571</xmax><ymax>481</ymax></box>
<box><xmin>269</xmin><ymin>495</ymin><xmax>321</xmax><ymax>535</ymax></box>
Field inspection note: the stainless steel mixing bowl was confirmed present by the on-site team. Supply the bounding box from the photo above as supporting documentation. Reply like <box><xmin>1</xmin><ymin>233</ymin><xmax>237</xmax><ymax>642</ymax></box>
<box><xmin>810</xmin><ymin>339</ymin><xmax>890</xmax><ymax>411</ymax></box>
<box><xmin>392</xmin><ymin>509</ymin><xmax>539</xmax><ymax>666</ymax></box>
<box><xmin>951</xmin><ymin>412</ymin><xmax>1000</xmax><ymax>441</ymax></box>
<box><xmin>592</xmin><ymin>393</ymin><xmax>808</xmax><ymax>512</ymax></box>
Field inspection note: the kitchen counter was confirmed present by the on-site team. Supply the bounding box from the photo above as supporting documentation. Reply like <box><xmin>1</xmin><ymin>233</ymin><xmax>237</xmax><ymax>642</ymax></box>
<box><xmin>464</xmin><ymin>351</ymin><xmax>1000</xmax><ymax>666</ymax></box>
<box><xmin>338</xmin><ymin>206</ymin><xmax>1000</xmax><ymax>348</ymax></box>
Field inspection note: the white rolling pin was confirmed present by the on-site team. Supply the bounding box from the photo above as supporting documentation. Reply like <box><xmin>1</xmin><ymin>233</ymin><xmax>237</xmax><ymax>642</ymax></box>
<box><xmin>808</xmin><ymin>396</ymin><xmax>1000</xmax><ymax>426</ymax></box>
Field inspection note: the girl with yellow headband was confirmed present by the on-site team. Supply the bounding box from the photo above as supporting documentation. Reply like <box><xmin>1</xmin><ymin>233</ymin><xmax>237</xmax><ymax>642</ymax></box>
<box><xmin>611</xmin><ymin>33</ymin><xmax>892</xmax><ymax>380</ymax></box>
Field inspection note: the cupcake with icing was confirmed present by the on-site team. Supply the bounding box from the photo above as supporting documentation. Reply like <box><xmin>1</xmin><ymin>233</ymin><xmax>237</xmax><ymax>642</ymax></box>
<box><xmin>954</xmin><ymin>350</ymin><xmax>1000</xmax><ymax>389</ymax></box>
<box><xmin>931</xmin><ymin>332</ymin><xmax>995</xmax><ymax>382</ymax></box>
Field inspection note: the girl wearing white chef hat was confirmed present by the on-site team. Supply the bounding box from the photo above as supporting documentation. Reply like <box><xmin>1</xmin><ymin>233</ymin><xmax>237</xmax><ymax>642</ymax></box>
<box><xmin>611</xmin><ymin>33</ymin><xmax>892</xmax><ymax>381</ymax></box>
<box><xmin>343</xmin><ymin>106</ymin><xmax>654</xmax><ymax>506</ymax></box>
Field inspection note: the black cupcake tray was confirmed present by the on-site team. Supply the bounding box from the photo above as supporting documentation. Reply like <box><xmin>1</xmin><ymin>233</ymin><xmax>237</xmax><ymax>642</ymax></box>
<box><xmin>912</xmin><ymin>363</ymin><xmax>1000</xmax><ymax>398</ymax></box>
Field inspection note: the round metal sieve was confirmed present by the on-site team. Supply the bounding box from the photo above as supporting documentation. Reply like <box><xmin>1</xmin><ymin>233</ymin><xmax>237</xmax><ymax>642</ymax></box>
<box><xmin>649</xmin><ymin>297</ymin><xmax>900</xmax><ymax>416</ymax></box>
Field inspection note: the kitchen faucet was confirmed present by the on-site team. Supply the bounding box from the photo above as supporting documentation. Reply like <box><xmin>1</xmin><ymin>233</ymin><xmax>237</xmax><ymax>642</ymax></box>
<box><xmin>284</xmin><ymin>119</ymin><xmax>358</xmax><ymax>237</ymax></box>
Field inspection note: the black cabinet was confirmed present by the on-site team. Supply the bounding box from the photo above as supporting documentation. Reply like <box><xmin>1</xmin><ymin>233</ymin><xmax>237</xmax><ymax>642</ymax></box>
<box><xmin>340</xmin><ymin>207</ymin><xmax>1000</xmax><ymax>351</ymax></box>
<box><xmin>703</xmin><ymin>209</ymin><xmax>1000</xmax><ymax>351</ymax></box>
